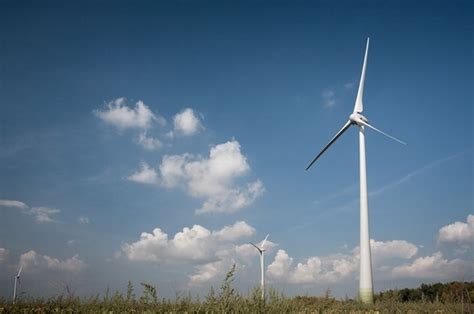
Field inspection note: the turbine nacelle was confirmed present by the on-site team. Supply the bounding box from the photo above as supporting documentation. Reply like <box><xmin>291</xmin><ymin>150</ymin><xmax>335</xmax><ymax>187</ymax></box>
<box><xmin>249</xmin><ymin>243</ymin><xmax>264</xmax><ymax>254</ymax></box>
<box><xmin>249</xmin><ymin>234</ymin><xmax>269</xmax><ymax>254</ymax></box>
<box><xmin>349</xmin><ymin>113</ymin><xmax>369</xmax><ymax>126</ymax></box>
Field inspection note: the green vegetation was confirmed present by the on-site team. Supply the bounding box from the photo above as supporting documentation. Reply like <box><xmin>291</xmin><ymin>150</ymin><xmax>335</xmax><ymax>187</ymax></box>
<box><xmin>1</xmin><ymin>266</ymin><xmax>472</xmax><ymax>313</ymax></box>
<box><xmin>376</xmin><ymin>281</ymin><xmax>474</xmax><ymax>304</ymax></box>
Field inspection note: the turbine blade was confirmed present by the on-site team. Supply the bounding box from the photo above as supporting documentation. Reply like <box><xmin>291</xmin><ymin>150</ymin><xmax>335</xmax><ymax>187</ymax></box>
<box><xmin>306</xmin><ymin>120</ymin><xmax>352</xmax><ymax>170</ymax></box>
<box><xmin>360</xmin><ymin>121</ymin><xmax>406</xmax><ymax>145</ymax></box>
<box><xmin>249</xmin><ymin>242</ymin><xmax>262</xmax><ymax>252</ymax></box>
<box><xmin>353</xmin><ymin>38</ymin><xmax>370</xmax><ymax>113</ymax></box>
<box><xmin>261</xmin><ymin>234</ymin><xmax>269</xmax><ymax>249</ymax></box>
<box><xmin>17</xmin><ymin>266</ymin><xmax>22</xmax><ymax>277</ymax></box>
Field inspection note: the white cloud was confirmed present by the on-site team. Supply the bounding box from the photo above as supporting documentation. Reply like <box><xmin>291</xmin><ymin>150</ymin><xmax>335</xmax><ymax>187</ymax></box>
<box><xmin>391</xmin><ymin>252</ymin><xmax>472</xmax><ymax>279</ymax></box>
<box><xmin>438</xmin><ymin>214</ymin><xmax>474</xmax><ymax>244</ymax></box>
<box><xmin>137</xmin><ymin>132</ymin><xmax>163</xmax><ymax>150</ymax></box>
<box><xmin>188</xmin><ymin>238</ymin><xmax>277</xmax><ymax>286</ymax></box>
<box><xmin>213</xmin><ymin>221</ymin><xmax>255</xmax><ymax>241</ymax></box>
<box><xmin>94</xmin><ymin>98</ymin><xmax>165</xmax><ymax>130</ymax></box>
<box><xmin>190</xmin><ymin>241</ymin><xmax>273</xmax><ymax>286</ymax></box>
<box><xmin>127</xmin><ymin>162</ymin><xmax>159</xmax><ymax>185</ymax></box>
<box><xmin>122</xmin><ymin>221</ymin><xmax>255</xmax><ymax>264</ymax></box>
<box><xmin>365</xmin><ymin>239</ymin><xmax>418</xmax><ymax>263</ymax></box>
<box><xmin>20</xmin><ymin>250</ymin><xmax>86</xmax><ymax>272</ymax></box>
<box><xmin>173</xmin><ymin>108</ymin><xmax>203</xmax><ymax>136</ymax></box>
<box><xmin>130</xmin><ymin>140</ymin><xmax>265</xmax><ymax>214</ymax></box>
<box><xmin>267</xmin><ymin>239</ymin><xmax>418</xmax><ymax>285</ymax></box>
<box><xmin>171</xmin><ymin>140</ymin><xmax>262</xmax><ymax>213</ymax></box>
<box><xmin>292</xmin><ymin>256</ymin><xmax>324</xmax><ymax>284</ymax></box>
<box><xmin>158</xmin><ymin>154</ymin><xmax>189</xmax><ymax>188</ymax></box>
<box><xmin>0</xmin><ymin>199</ymin><xmax>60</xmax><ymax>223</ymax></box>
<box><xmin>189</xmin><ymin>260</ymin><xmax>226</xmax><ymax>286</ymax></box>
<box><xmin>197</xmin><ymin>180</ymin><xmax>265</xmax><ymax>214</ymax></box>
<box><xmin>322</xmin><ymin>90</ymin><xmax>336</xmax><ymax>108</ymax></box>
<box><xmin>267</xmin><ymin>249</ymin><xmax>357</xmax><ymax>284</ymax></box>
<box><xmin>267</xmin><ymin>249</ymin><xmax>294</xmax><ymax>281</ymax></box>
<box><xmin>122</xmin><ymin>221</ymin><xmax>269</xmax><ymax>285</ymax></box>
<box><xmin>0</xmin><ymin>248</ymin><xmax>8</xmax><ymax>261</ymax></box>
<box><xmin>122</xmin><ymin>227</ymin><xmax>169</xmax><ymax>262</ymax></box>
<box><xmin>0</xmin><ymin>199</ymin><xmax>28</xmax><ymax>209</ymax></box>
<box><xmin>29</xmin><ymin>207</ymin><xmax>60</xmax><ymax>223</ymax></box>
<box><xmin>344</xmin><ymin>82</ymin><xmax>355</xmax><ymax>89</ymax></box>
<box><xmin>78</xmin><ymin>216</ymin><xmax>90</xmax><ymax>224</ymax></box>
<box><xmin>170</xmin><ymin>225</ymin><xmax>218</xmax><ymax>261</ymax></box>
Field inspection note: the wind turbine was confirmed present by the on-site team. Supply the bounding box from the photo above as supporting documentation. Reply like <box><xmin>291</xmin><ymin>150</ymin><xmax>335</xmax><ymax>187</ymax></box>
<box><xmin>306</xmin><ymin>38</ymin><xmax>405</xmax><ymax>304</ymax></box>
<box><xmin>12</xmin><ymin>265</ymin><xmax>22</xmax><ymax>304</ymax></box>
<box><xmin>249</xmin><ymin>234</ymin><xmax>269</xmax><ymax>300</ymax></box>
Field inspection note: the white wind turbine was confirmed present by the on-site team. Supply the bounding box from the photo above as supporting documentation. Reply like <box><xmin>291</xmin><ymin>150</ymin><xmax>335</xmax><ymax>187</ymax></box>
<box><xmin>249</xmin><ymin>234</ymin><xmax>269</xmax><ymax>300</ymax></box>
<box><xmin>306</xmin><ymin>38</ymin><xmax>405</xmax><ymax>304</ymax></box>
<box><xmin>12</xmin><ymin>265</ymin><xmax>23</xmax><ymax>303</ymax></box>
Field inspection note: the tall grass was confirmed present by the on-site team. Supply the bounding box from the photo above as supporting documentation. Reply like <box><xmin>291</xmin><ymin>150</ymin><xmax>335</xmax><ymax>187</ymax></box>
<box><xmin>1</xmin><ymin>265</ymin><xmax>471</xmax><ymax>313</ymax></box>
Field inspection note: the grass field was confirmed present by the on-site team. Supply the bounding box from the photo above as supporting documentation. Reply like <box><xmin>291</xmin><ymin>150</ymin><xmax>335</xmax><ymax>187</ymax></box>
<box><xmin>1</xmin><ymin>294</ymin><xmax>470</xmax><ymax>313</ymax></box>
<box><xmin>2</xmin><ymin>267</ymin><xmax>472</xmax><ymax>313</ymax></box>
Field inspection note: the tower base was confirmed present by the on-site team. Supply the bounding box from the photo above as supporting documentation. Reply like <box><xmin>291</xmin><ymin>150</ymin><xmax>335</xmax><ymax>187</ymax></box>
<box><xmin>359</xmin><ymin>288</ymin><xmax>374</xmax><ymax>304</ymax></box>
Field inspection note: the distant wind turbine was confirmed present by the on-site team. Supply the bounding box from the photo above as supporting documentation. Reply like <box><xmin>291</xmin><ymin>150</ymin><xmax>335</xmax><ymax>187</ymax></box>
<box><xmin>12</xmin><ymin>265</ymin><xmax>22</xmax><ymax>303</ymax></box>
<box><xmin>249</xmin><ymin>234</ymin><xmax>269</xmax><ymax>300</ymax></box>
<box><xmin>306</xmin><ymin>38</ymin><xmax>405</xmax><ymax>304</ymax></box>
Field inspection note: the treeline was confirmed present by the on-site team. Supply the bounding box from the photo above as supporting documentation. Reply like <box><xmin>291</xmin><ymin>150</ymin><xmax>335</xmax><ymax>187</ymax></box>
<box><xmin>376</xmin><ymin>281</ymin><xmax>474</xmax><ymax>303</ymax></box>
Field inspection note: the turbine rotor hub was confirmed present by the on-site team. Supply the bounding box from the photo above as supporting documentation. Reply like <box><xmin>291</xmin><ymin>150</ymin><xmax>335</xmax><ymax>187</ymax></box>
<box><xmin>349</xmin><ymin>113</ymin><xmax>369</xmax><ymax>126</ymax></box>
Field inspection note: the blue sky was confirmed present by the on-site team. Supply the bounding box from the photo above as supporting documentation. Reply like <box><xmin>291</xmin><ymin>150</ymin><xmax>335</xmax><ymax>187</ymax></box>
<box><xmin>0</xmin><ymin>0</ymin><xmax>472</xmax><ymax>299</ymax></box>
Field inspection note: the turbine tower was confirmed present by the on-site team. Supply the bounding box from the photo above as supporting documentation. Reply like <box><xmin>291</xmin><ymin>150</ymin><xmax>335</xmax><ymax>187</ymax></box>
<box><xmin>306</xmin><ymin>38</ymin><xmax>405</xmax><ymax>304</ymax></box>
<box><xmin>12</xmin><ymin>265</ymin><xmax>22</xmax><ymax>304</ymax></box>
<box><xmin>250</xmin><ymin>234</ymin><xmax>269</xmax><ymax>300</ymax></box>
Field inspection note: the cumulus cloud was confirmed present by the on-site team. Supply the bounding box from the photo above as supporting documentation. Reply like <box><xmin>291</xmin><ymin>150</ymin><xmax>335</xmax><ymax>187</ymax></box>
<box><xmin>173</xmin><ymin>108</ymin><xmax>203</xmax><ymax>136</ymax></box>
<box><xmin>213</xmin><ymin>221</ymin><xmax>255</xmax><ymax>241</ymax></box>
<box><xmin>189</xmin><ymin>260</ymin><xmax>226</xmax><ymax>286</ymax></box>
<box><xmin>122</xmin><ymin>227</ymin><xmax>169</xmax><ymax>262</ymax></box>
<box><xmin>0</xmin><ymin>248</ymin><xmax>8</xmax><ymax>261</ymax></box>
<box><xmin>129</xmin><ymin>140</ymin><xmax>265</xmax><ymax>214</ymax></box>
<box><xmin>197</xmin><ymin>180</ymin><xmax>264</xmax><ymax>214</ymax></box>
<box><xmin>20</xmin><ymin>250</ymin><xmax>86</xmax><ymax>272</ymax></box>
<box><xmin>267</xmin><ymin>239</ymin><xmax>418</xmax><ymax>285</ymax></box>
<box><xmin>78</xmin><ymin>216</ymin><xmax>90</xmax><ymax>224</ymax></box>
<box><xmin>187</xmin><ymin>240</ymin><xmax>277</xmax><ymax>286</ymax></box>
<box><xmin>29</xmin><ymin>207</ymin><xmax>60</xmax><ymax>223</ymax></box>
<box><xmin>322</xmin><ymin>90</ymin><xmax>336</xmax><ymax>108</ymax></box>
<box><xmin>127</xmin><ymin>162</ymin><xmax>159</xmax><ymax>185</ymax></box>
<box><xmin>137</xmin><ymin>132</ymin><xmax>163</xmax><ymax>150</ymax></box>
<box><xmin>0</xmin><ymin>199</ymin><xmax>60</xmax><ymax>223</ymax></box>
<box><xmin>0</xmin><ymin>199</ymin><xmax>28</xmax><ymax>209</ymax></box>
<box><xmin>267</xmin><ymin>250</ymin><xmax>295</xmax><ymax>281</ymax></box>
<box><xmin>122</xmin><ymin>221</ymin><xmax>255</xmax><ymax>263</ymax></box>
<box><xmin>122</xmin><ymin>221</ymin><xmax>273</xmax><ymax>285</ymax></box>
<box><xmin>94</xmin><ymin>98</ymin><xmax>165</xmax><ymax>130</ymax></box>
<box><xmin>364</xmin><ymin>239</ymin><xmax>418</xmax><ymax>263</ymax></box>
<box><xmin>267</xmin><ymin>249</ymin><xmax>356</xmax><ymax>284</ymax></box>
<box><xmin>188</xmin><ymin>239</ymin><xmax>277</xmax><ymax>286</ymax></box>
<box><xmin>438</xmin><ymin>214</ymin><xmax>474</xmax><ymax>244</ymax></box>
<box><xmin>391</xmin><ymin>252</ymin><xmax>472</xmax><ymax>279</ymax></box>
